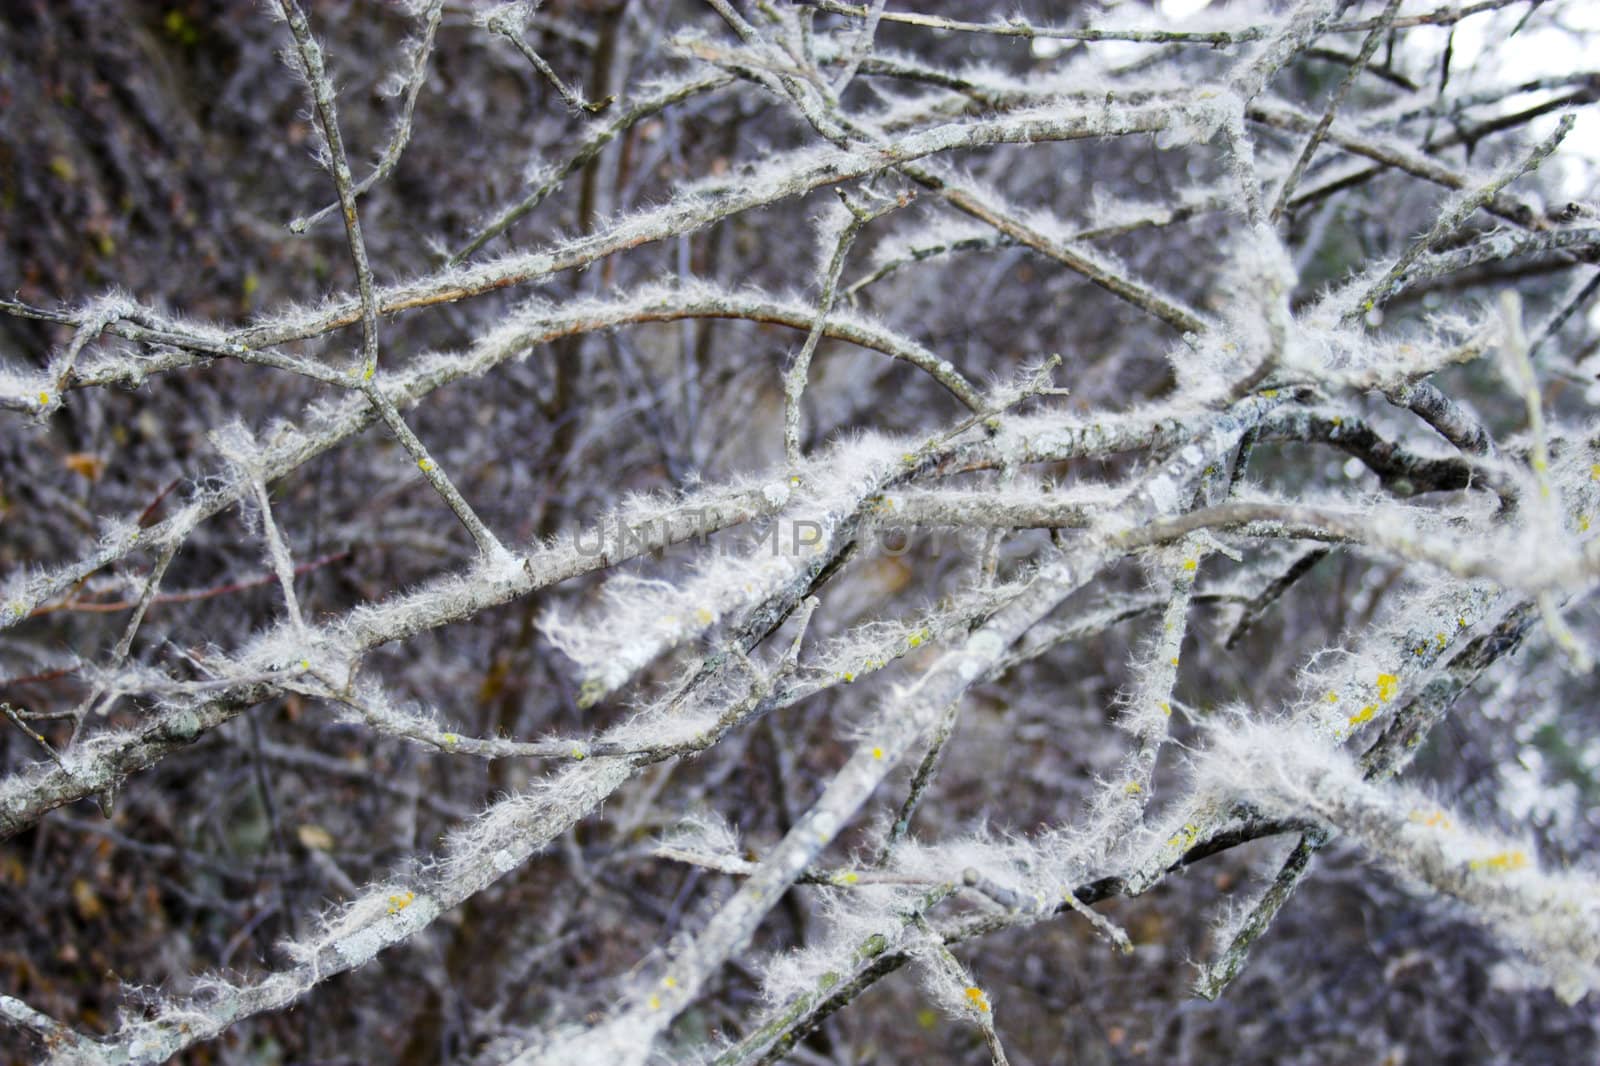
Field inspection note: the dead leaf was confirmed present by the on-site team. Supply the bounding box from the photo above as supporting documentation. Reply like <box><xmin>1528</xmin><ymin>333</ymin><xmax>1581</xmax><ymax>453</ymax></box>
<box><xmin>71</xmin><ymin>878</ymin><xmax>104</xmax><ymax>921</ymax></box>
<box><xmin>64</xmin><ymin>453</ymin><xmax>105</xmax><ymax>481</ymax></box>
<box><xmin>297</xmin><ymin>823</ymin><xmax>335</xmax><ymax>851</ymax></box>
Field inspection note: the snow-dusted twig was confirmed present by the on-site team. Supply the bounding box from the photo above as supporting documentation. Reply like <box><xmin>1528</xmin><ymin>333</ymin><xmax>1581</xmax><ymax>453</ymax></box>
<box><xmin>290</xmin><ymin>0</ymin><xmax>444</xmax><ymax>233</ymax></box>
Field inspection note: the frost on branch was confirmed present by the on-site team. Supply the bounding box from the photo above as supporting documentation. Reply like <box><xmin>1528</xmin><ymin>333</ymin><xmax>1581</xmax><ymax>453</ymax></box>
<box><xmin>4</xmin><ymin>1</ymin><xmax>1600</xmax><ymax>1063</ymax></box>
<box><xmin>542</xmin><ymin>434</ymin><xmax>904</xmax><ymax>705</ymax></box>
<box><xmin>1197</xmin><ymin>720</ymin><xmax>1600</xmax><ymax>1003</ymax></box>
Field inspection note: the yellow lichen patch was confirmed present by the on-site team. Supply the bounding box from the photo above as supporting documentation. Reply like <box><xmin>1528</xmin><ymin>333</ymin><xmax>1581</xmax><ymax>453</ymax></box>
<box><xmin>300</xmin><ymin>659</ymin><xmax>311</xmax><ymax>671</ymax></box>
<box><xmin>1591</xmin><ymin>463</ymin><xmax>1600</xmax><ymax>482</ymax></box>
<box><xmin>1435</xmin><ymin>632</ymin><xmax>1447</xmax><ymax>647</ymax></box>
<box><xmin>1581</xmin><ymin>516</ymin><xmax>1592</xmax><ymax>533</ymax></box>
<box><xmin>1325</xmin><ymin>691</ymin><xmax>1339</xmax><ymax>703</ymax></box>
<box><xmin>1469</xmin><ymin>851</ymin><xmax>1528</xmax><ymax>873</ymax></box>
<box><xmin>1157</xmin><ymin>700</ymin><xmax>1171</xmax><ymax>717</ymax></box>
<box><xmin>1347</xmin><ymin>704</ymin><xmax>1377</xmax><ymax>728</ymax></box>
<box><xmin>1259</xmin><ymin>389</ymin><xmax>1278</xmax><ymax>398</ymax></box>
<box><xmin>871</xmin><ymin>746</ymin><xmax>885</xmax><ymax>761</ymax></box>
<box><xmin>1409</xmin><ymin>809</ymin><xmax>1453</xmax><ymax>831</ymax></box>
<box><xmin>38</xmin><ymin>391</ymin><xmax>50</xmax><ymax>407</ymax></box>
<box><xmin>1182</xmin><ymin>558</ymin><xmax>1198</xmax><ymax>572</ymax></box>
<box><xmin>1376</xmin><ymin>673</ymin><xmax>1399</xmax><ymax>702</ymax></box>
<box><xmin>1167</xmin><ymin>823</ymin><xmax>1199</xmax><ymax>851</ymax></box>
<box><xmin>570</xmin><ymin>746</ymin><xmax>586</xmax><ymax>760</ymax></box>
<box><xmin>964</xmin><ymin>986</ymin><xmax>991</xmax><ymax>1013</ymax></box>
<box><xmin>831</xmin><ymin>870</ymin><xmax>860</xmax><ymax>886</ymax></box>
<box><xmin>694</xmin><ymin>607</ymin><xmax>714</xmax><ymax>625</ymax></box>
<box><xmin>386</xmin><ymin>890</ymin><xmax>415</xmax><ymax>915</ymax></box>
<box><xmin>1124</xmin><ymin>781</ymin><xmax>1142</xmax><ymax>795</ymax></box>
<box><xmin>418</xmin><ymin>457</ymin><xmax>434</xmax><ymax>472</ymax></box>
<box><xmin>1169</xmin><ymin>656</ymin><xmax>1179</xmax><ymax>667</ymax></box>
<box><xmin>647</xmin><ymin>994</ymin><xmax>662</xmax><ymax>1011</ymax></box>
<box><xmin>441</xmin><ymin>733</ymin><xmax>459</xmax><ymax>750</ymax></box>
<box><xmin>661</xmin><ymin>975</ymin><xmax>678</xmax><ymax>989</ymax></box>
<box><xmin>163</xmin><ymin>9</ymin><xmax>200</xmax><ymax>44</ymax></box>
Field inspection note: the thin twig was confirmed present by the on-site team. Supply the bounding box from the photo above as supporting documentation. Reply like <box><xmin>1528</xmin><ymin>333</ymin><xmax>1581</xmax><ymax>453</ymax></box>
<box><xmin>1346</xmin><ymin>115</ymin><xmax>1575</xmax><ymax>324</ymax></box>
<box><xmin>485</xmin><ymin>5</ymin><xmax>614</xmax><ymax>114</ymax></box>
<box><xmin>1269</xmin><ymin>0</ymin><xmax>1404</xmax><ymax>223</ymax></box>
<box><xmin>290</xmin><ymin>0</ymin><xmax>444</xmax><ymax>233</ymax></box>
